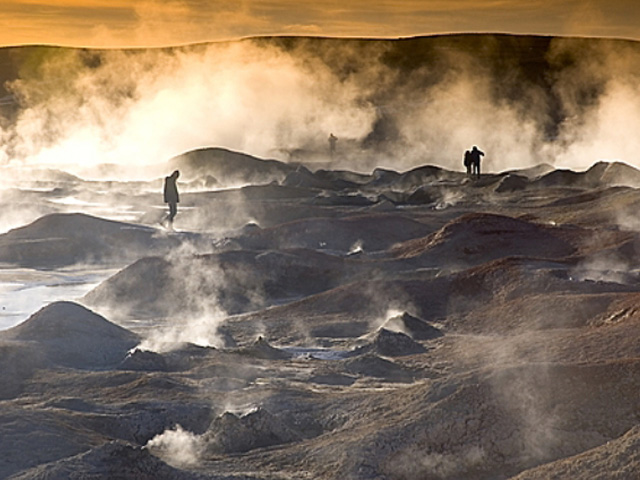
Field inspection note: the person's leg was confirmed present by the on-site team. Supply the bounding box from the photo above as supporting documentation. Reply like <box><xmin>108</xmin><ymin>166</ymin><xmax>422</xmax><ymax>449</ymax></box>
<box><xmin>168</xmin><ymin>202</ymin><xmax>177</xmax><ymax>222</ymax></box>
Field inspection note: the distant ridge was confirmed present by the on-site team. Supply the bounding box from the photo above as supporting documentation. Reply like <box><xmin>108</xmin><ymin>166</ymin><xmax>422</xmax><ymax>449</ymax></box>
<box><xmin>167</xmin><ymin>147</ymin><xmax>296</xmax><ymax>184</ymax></box>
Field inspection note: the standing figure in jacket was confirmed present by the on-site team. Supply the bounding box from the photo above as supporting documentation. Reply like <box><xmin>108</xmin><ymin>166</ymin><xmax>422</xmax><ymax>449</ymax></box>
<box><xmin>163</xmin><ymin>170</ymin><xmax>180</xmax><ymax>227</ymax></box>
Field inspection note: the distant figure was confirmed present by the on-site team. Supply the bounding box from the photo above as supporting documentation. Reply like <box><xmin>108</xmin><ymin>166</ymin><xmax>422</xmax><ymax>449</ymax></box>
<box><xmin>163</xmin><ymin>170</ymin><xmax>180</xmax><ymax>227</ymax></box>
<box><xmin>328</xmin><ymin>133</ymin><xmax>338</xmax><ymax>159</ymax></box>
<box><xmin>463</xmin><ymin>149</ymin><xmax>472</xmax><ymax>176</ymax></box>
<box><xmin>469</xmin><ymin>146</ymin><xmax>484</xmax><ymax>178</ymax></box>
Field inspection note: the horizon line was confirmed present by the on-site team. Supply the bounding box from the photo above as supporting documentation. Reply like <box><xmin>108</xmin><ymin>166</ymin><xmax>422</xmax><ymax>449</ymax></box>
<box><xmin>2</xmin><ymin>31</ymin><xmax>640</xmax><ymax>50</ymax></box>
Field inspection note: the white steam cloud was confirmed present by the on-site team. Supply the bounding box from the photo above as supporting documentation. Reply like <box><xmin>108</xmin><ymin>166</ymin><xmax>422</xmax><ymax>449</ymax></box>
<box><xmin>1</xmin><ymin>36</ymin><xmax>640</xmax><ymax>178</ymax></box>
<box><xmin>137</xmin><ymin>245</ymin><xmax>240</xmax><ymax>353</ymax></box>
<box><xmin>1</xmin><ymin>42</ymin><xmax>377</xmax><ymax>176</ymax></box>
<box><xmin>549</xmin><ymin>39</ymin><xmax>640</xmax><ymax>169</ymax></box>
<box><xmin>145</xmin><ymin>424</ymin><xmax>205</xmax><ymax>467</ymax></box>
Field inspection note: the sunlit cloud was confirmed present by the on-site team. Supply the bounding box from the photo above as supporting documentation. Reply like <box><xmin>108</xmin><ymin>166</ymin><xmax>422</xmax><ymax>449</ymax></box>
<box><xmin>0</xmin><ymin>0</ymin><xmax>639</xmax><ymax>47</ymax></box>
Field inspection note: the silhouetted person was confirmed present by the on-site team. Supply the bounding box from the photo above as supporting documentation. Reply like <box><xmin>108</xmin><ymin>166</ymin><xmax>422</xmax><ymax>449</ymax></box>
<box><xmin>469</xmin><ymin>146</ymin><xmax>484</xmax><ymax>178</ymax></box>
<box><xmin>463</xmin><ymin>149</ymin><xmax>472</xmax><ymax>176</ymax></box>
<box><xmin>163</xmin><ymin>170</ymin><xmax>180</xmax><ymax>227</ymax></box>
<box><xmin>328</xmin><ymin>133</ymin><xmax>337</xmax><ymax>159</ymax></box>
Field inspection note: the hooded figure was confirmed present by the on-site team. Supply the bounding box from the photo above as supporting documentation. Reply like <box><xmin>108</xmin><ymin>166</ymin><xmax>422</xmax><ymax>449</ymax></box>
<box><xmin>163</xmin><ymin>170</ymin><xmax>180</xmax><ymax>226</ymax></box>
<box><xmin>463</xmin><ymin>149</ymin><xmax>472</xmax><ymax>176</ymax></box>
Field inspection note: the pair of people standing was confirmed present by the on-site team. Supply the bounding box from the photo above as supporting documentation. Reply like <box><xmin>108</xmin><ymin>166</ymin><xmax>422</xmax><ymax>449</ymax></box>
<box><xmin>463</xmin><ymin>146</ymin><xmax>484</xmax><ymax>178</ymax></box>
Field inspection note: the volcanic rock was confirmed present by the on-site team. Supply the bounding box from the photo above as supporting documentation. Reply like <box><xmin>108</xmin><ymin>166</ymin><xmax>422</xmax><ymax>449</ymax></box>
<box><xmin>341</xmin><ymin>353</ymin><xmax>416</xmax><ymax>382</ymax></box>
<box><xmin>495</xmin><ymin>173</ymin><xmax>529</xmax><ymax>192</ymax></box>
<box><xmin>392</xmin><ymin>212</ymin><xmax>576</xmax><ymax>263</ymax></box>
<box><xmin>282</xmin><ymin>165</ymin><xmax>358</xmax><ymax>190</ymax></box>
<box><xmin>119</xmin><ymin>349</ymin><xmax>168</xmax><ymax>372</ymax></box>
<box><xmin>204</xmin><ymin>407</ymin><xmax>301</xmax><ymax>454</ymax></box>
<box><xmin>384</xmin><ymin>312</ymin><xmax>444</xmax><ymax>340</ymax></box>
<box><xmin>369</xmin><ymin>328</ymin><xmax>427</xmax><ymax>356</ymax></box>
<box><xmin>406</xmin><ymin>186</ymin><xmax>438</xmax><ymax>204</ymax></box>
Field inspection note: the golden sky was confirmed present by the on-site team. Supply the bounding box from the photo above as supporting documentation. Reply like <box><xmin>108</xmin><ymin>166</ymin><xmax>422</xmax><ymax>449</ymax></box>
<box><xmin>0</xmin><ymin>0</ymin><xmax>639</xmax><ymax>47</ymax></box>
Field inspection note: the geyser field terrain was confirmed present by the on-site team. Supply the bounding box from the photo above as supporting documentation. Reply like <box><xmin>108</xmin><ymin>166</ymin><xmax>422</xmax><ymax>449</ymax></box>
<box><xmin>1</xmin><ymin>34</ymin><xmax>640</xmax><ymax>479</ymax></box>
<box><xmin>1</xmin><ymin>148</ymin><xmax>640</xmax><ymax>479</ymax></box>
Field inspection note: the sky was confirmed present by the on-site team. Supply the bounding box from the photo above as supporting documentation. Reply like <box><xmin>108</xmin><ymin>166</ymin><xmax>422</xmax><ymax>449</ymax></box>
<box><xmin>1</xmin><ymin>0</ymin><xmax>640</xmax><ymax>48</ymax></box>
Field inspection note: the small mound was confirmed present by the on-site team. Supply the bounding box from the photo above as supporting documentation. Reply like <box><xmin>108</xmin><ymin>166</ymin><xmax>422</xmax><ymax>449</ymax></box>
<box><xmin>534</xmin><ymin>168</ymin><xmax>589</xmax><ymax>188</ymax></box>
<box><xmin>394</xmin><ymin>165</ymin><xmax>463</xmax><ymax>191</ymax></box>
<box><xmin>384</xmin><ymin>312</ymin><xmax>444</xmax><ymax>341</ymax></box>
<box><xmin>597</xmin><ymin>161</ymin><xmax>640</xmax><ymax>187</ymax></box>
<box><xmin>83</xmin><ymin>256</ymin><xmax>175</xmax><ymax>315</ymax></box>
<box><xmin>370</xmin><ymin>328</ymin><xmax>427</xmax><ymax>356</ymax></box>
<box><xmin>341</xmin><ymin>353</ymin><xmax>416</xmax><ymax>382</ymax></box>
<box><xmin>532</xmin><ymin>162</ymin><xmax>640</xmax><ymax>189</ymax></box>
<box><xmin>9</xmin><ymin>441</ymin><xmax>201</xmax><ymax>480</ymax></box>
<box><xmin>168</xmin><ymin>147</ymin><xmax>295</xmax><ymax>185</ymax></box>
<box><xmin>204</xmin><ymin>407</ymin><xmax>301</xmax><ymax>454</ymax></box>
<box><xmin>283</xmin><ymin>165</ymin><xmax>357</xmax><ymax>190</ymax></box>
<box><xmin>2</xmin><ymin>301</ymin><xmax>139</xmax><ymax>368</ymax></box>
<box><xmin>0</xmin><ymin>213</ymin><xmax>187</xmax><ymax>267</ymax></box>
<box><xmin>368</xmin><ymin>167</ymin><xmax>402</xmax><ymax>187</ymax></box>
<box><xmin>85</xmin><ymin>249</ymin><xmax>346</xmax><ymax>318</ymax></box>
<box><xmin>119</xmin><ymin>349</ymin><xmax>168</xmax><ymax>371</ymax></box>
<box><xmin>393</xmin><ymin>213</ymin><xmax>575</xmax><ymax>261</ymax></box>
<box><xmin>495</xmin><ymin>173</ymin><xmax>529</xmax><ymax>192</ymax></box>
<box><xmin>237</xmin><ymin>213</ymin><xmax>433</xmax><ymax>252</ymax></box>
<box><xmin>406</xmin><ymin>186</ymin><xmax>438</xmax><ymax>204</ymax></box>
<box><xmin>503</xmin><ymin>163</ymin><xmax>555</xmax><ymax>179</ymax></box>
<box><xmin>237</xmin><ymin>336</ymin><xmax>292</xmax><ymax>360</ymax></box>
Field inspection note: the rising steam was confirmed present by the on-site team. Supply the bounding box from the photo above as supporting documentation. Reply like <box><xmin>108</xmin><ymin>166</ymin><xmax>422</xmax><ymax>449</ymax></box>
<box><xmin>145</xmin><ymin>424</ymin><xmax>205</xmax><ymax>467</ymax></box>
<box><xmin>1</xmin><ymin>35</ymin><xmax>640</xmax><ymax>178</ymax></box>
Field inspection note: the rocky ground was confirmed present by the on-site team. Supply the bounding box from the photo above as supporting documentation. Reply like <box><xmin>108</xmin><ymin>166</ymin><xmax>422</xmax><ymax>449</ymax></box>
<box><xmin>1</xmin><ymin>148</ymin><xmax>640</xmax><ymax>479</ymax></box>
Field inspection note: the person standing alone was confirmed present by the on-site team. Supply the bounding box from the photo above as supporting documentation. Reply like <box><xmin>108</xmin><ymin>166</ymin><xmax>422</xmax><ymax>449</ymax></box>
<box><xmin>469</xmin><ymin>146</ymin><xmax>484</xmax><ymax>178</ymax></box>
<box><xmin>163</xmin><ymin>170</ymin><xmax>180</xmax><ymax>228</ymax></box>
<box><xmin>328</xmin><ymin>133</ymin><xmax>337</xmax><ymax>159</ymax></box>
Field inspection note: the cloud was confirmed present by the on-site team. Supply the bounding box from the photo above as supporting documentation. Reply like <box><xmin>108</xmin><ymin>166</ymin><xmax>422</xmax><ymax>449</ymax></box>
<box><xmin>2</xmin><ymin>41</ymin><xmax>379</xmax><ymax>172</ymax></box>
<box><xmin>2</xmin><ymin>1</ymin><xmax>640</xmax><ymax>47</ymax></box>
<box><xmin>548</xmin><ymin>38</ymin><xmax>640</xmax><ymax>168</ymax></box>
